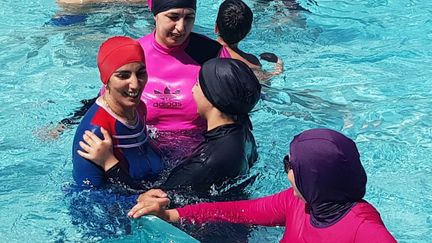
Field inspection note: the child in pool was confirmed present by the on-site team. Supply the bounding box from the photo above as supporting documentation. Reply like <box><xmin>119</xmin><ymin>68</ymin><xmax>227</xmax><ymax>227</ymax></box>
<box><xmin>215</xmin><ymin>0</ymin><xmax>284</xmax><ymax>82</ymax></box>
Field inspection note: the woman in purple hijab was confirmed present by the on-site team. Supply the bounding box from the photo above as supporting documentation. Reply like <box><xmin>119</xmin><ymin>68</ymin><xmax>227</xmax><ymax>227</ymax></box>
<box><xmin>128</xmin><ymin>128</ymin><xmax>397</xmax><ymax>243</ymax></box>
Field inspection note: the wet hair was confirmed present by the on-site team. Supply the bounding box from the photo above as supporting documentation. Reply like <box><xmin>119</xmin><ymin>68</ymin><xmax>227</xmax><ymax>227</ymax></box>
<box><xmin>216</xmin><ymin>0</ymin><xmax>253</xmax><ymax>45</ymax></box>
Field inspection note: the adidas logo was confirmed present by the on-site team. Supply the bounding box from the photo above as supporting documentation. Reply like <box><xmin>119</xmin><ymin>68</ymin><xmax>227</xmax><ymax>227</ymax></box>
<box><xmin>154</xmin><ymin>86</ymin><xmax>181</xmax><ymax>95</ymax></box>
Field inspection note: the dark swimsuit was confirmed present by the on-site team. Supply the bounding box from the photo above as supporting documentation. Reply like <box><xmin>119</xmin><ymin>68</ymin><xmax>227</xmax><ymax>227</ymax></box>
<box><xmin>162</xmin><ymin>123</ymin><xmax>258</xmax><ymax>193</ymax></box>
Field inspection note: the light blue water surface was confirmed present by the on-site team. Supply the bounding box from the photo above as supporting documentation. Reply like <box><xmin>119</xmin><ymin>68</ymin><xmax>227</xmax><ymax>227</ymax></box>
<box><xmin>0</xmin><ymin>0</ymin><xmax>431</xmax><ymax>242</ymax></box>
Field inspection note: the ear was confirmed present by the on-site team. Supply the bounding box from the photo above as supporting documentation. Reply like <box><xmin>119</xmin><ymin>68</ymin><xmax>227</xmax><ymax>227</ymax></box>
<box><xmin>214</xmin><ymin>24</ymin><xmax>219</xmax><ymax>34</ymax></box>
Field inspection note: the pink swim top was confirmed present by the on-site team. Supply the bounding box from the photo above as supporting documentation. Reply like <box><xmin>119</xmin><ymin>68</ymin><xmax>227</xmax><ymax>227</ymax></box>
<box><xmin>177</xmin><ymin>188</ymin><xmax>397</xmax><ymax>243</ymax></box>
<box><xmin>139</xmin><ymin>31</ymin><xmax>230</xmax><ymax>132</ymax></box>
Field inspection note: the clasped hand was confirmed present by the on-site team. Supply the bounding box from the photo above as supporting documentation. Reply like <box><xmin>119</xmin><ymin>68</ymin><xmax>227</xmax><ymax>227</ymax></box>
<box><xmin>128</xmin><ymin>189</ymin><xmax>171</xmax><ymax>220</ymax></box>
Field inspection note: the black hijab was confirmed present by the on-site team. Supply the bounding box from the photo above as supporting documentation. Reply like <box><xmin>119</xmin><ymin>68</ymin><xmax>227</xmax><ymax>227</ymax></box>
<box><xmin>198</xmin><ymin>58</ymin><xmax>261</xmax><ymax>118</ymax></box>
<box><xmin>149</xmin><ymin>0</ymin><xmax>197</xmax><ymax>16</ymax></box>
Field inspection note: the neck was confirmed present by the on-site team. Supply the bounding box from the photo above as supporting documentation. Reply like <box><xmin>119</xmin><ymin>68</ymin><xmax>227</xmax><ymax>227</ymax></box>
<box><xmin>216</xmin><ymin>37</ymin><xmax>238</xmax><ymax>49</ymax></box>
<box><xmin>205</xmin><ymin>110</ymin><xmax>235</xmax><ymax>131</ymax></box>
<box><xmin>102</xmin><ymin>95</ymin><xmax>136</xmax><ymax>122</ymax></box>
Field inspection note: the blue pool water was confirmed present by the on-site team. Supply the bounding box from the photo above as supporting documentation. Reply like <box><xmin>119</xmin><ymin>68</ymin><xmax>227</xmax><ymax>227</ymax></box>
<box><xmin>0</xmin><ymin>0</ymin><xmax>431</xmax><ymax>242</ymax></box>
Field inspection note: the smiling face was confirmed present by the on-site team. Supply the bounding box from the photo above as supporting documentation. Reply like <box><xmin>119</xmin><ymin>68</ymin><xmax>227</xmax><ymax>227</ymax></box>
<box><xmin>106</xmin><ymin>62</ymin><xmax>147</xmax><ymax>110</ymax></box>
<box><xmin>154</xmin><ymin>8</ymin><xmax>196</xmax><ymax>47</ymax></box>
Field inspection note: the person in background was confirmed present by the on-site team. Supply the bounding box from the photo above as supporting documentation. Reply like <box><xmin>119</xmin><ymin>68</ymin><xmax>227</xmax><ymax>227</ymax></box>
<box><xmin>128</xmin><ymin>128</ymin><xmax>397</xmax><ymax>243</ymax></box>
<box><xmin>73</xmin><ymin>36</ymin><xmax>163</xmax><ymax>188</ymax></box>
<box><xmin>215</xmin><ymin>0</ymin><xmax>283</xmax><ymax>82</ymax></box>
<box><xmin>50</xmin><ymin>0</ymin><xmax>145</xmax><ymax>26</ymax></box>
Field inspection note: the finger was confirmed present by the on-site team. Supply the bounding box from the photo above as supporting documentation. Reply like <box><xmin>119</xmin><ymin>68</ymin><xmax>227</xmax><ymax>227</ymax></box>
<box><xmin>78</xmin><ymin>141</ymin><xmax>92</xmax><ymax>153</ymax></box>
<box><xmin>147</xmin><ymin>189</ymin><xmax>168</xmax><ymax>198</ymax></box>
<box><xmin>77</xmin><ymin>149</ymin><xmax>91</xmax><ymax>160</ymax></box>
<box><xmin>127</xmin><ymin>198</ymin><xmax>168</xmax><ymax>218</ymax></box>
<box><xmin>154</xmin><ymin>197</ymin><xmax>170</xmax><ymax>205</ymax></box>
<box><xmin>82</xmin><ymin>133</ymin><xmax>94</xmax><ymax>146</ymax></box>
<box><xmin>128</xmin><ymin>202</ymin><xmax>144</xmax><ymax>217</ymax></box>
<box><xmin>84</xmin><ymin>130</ymin><xmax>102</xmax><ymax>144</ymax></box>
<box><xmin>100</xmin><ymin>127</ymin><xmax>112</xmax><ymax>143</ymax></box>
<box><xmin>144</xmin><ymin>197</ymin><xmax>170</xmax><ymax>207</ymax></box>
<box><xmin>132</xmin><ymin>205</ymin><xmax>159</xmax><ymax>219</ymax></box>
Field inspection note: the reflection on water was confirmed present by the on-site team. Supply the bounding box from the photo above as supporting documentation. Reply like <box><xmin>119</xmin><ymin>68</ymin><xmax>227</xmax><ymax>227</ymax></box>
<box><xmin>0</xmin><ymin>0</ymin><xmax>432</xmax><ymax>242</ymax></box>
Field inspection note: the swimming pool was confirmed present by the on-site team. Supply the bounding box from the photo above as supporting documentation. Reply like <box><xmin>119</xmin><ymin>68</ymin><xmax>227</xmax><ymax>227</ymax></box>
<box><xmin>0</xmin><ymin>0</ymin><xmax>431</xmax><ymax>242</ymax></box>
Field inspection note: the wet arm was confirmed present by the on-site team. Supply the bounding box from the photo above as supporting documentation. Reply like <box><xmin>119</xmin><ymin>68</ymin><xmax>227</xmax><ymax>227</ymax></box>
<box><xmin>176</xmin><ymin>189</ymin><xmax>291</xmax><ymax>226</ymax></box>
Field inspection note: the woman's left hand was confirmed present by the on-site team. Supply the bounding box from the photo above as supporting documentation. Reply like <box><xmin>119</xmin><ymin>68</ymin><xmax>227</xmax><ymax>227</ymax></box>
<box><xmin>77</xmin><ymin>127</ymin><xmax>119</xmax><ymax>171</ymax></box>
<box><xmin>128</xmin><ymin>189</ymin><xmax>178</xmax><ymax>221</ymax></box>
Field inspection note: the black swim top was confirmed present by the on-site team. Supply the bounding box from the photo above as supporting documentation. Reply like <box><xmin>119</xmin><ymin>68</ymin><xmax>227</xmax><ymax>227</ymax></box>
<box><xmin>161</xmin><ymin>123</ymin><xmax>258</xmax><ymax>193</ymax></box>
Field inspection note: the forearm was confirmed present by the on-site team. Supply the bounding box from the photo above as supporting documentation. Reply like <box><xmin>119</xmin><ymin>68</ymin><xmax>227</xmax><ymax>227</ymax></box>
<box><xmin>272</xmin><ymin>58</ymin><xmax>284</xmax><ymax>75</ymax></box>
<box><xmin>161</xmin><ymin>209</ymin><xmax>180</xmax><ymax>223</ymax></box>
<box><xmin>176</xmin><ymin>192</ymin><xmax>288</xmax><ymax>226</ymax></box>
<box><xmin>106</xmin><ymin>163</ymin><xmax>148</xmax><ymax>191</ymax></box>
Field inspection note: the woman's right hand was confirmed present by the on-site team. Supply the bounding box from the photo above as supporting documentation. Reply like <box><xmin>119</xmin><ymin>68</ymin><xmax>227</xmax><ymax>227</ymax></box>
<box><xmin>77</xmin><ymin>127</ymin><xmax>119</xmax><ymax>171</ymax></box>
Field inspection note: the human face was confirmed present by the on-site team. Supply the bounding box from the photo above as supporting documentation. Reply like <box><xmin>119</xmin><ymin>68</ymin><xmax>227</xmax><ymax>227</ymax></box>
<box><xmin>154</xmin><ymin>8</ymin><xmax>195</xmax><ymax>47</ymax></box>
<box><xmin>285</xmin><ymin>154</ymin><xmax>306</xmax><ymax>202</ymax></box>
<box><xmin>106</xmin><ymin>62</ymin><xmax>147</xmax><ymax>110</ymax></box>
<box><xmin>192</xmin><ymin>80</ymin><xmax>213</xmax><ymax>118</ymax></box>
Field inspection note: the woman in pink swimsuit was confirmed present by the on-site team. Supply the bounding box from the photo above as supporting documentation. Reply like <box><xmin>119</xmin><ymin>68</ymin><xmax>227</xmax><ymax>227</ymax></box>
<box><xmin>128</xmin><ymin>128</ymin><xmax>397</xmax><ymax>243</ymax></box>
<box><xmin>139</xmin><ymin>0</ymin><xmax>230</xmax><ymax>163</ymax></box>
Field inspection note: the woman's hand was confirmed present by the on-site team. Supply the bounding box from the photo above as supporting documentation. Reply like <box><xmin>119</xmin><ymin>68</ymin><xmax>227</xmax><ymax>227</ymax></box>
<box><xmin>77</xmin><ymin>127</ymin><xmax>119</xmax><ymax>171</ymax></box>
<box><xmin>128</xmin><ymin>189</ymin><xmax>179</xmax><ymax>222</ymax></box>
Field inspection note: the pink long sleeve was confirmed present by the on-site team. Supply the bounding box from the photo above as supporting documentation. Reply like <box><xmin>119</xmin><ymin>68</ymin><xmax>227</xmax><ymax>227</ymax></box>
<box><xmin>177</xmin><ymin>189</ymin><xmax>294</xmax><ymax>226</ymax></box>
<box><xmin>353</xmin><ymin>212</ymin><xmax>397</xmax><ymax>243</ymax></box>
<box><xmin>177</xmin><ymin>189</ymin><xmax>397</xmax><ymax>243</ymax></box>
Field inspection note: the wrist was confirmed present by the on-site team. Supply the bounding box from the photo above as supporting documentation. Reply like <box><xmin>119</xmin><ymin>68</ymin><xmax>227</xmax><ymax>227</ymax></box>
<box><xmin>104</xmin><ymin>155</ymin><xmax>119</xmax><ymax>171</ymax></box>
<box><xmin>164</xmin><ymin>209</ymin><xmax>180</xmax><ymax>223</ymax></box>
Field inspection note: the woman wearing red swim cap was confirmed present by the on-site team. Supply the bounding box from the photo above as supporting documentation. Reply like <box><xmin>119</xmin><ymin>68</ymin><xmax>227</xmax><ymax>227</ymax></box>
<box><xmin>72</xmin><ymin>36</ymin><xmax>163</xmax><ymax>188</ymax></box>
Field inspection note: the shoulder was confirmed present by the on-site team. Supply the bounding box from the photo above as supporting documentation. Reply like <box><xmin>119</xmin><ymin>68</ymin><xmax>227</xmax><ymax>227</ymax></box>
<box><xmin>351</xmin><ymin>201</ymin><xmax>383</xmax><ymax>221</ymax></box>
<box><xmin>353</xmin><ymin>202</ymin><xmax>396</xmax><ymax>243</ymax></box>
<box><xmin>355</xmin><ymin>220</ymin><xmax>396</xmax><ymax>242</ymax></box>
<box><xmin>76</xmin><ymin>100</ymin><xmax>116</xmax><ymax>135</ymax></box>
<box><xmin>207</xmin><ymin>131</ymin><xmax>243</xmax><ymax>157</ymax></box>
<box><xmin>185</xmin><ymin>32</ymin><xmax>222</xmax><ymax>65</ymax></box>
<box><xmin>239</xmin><ymin>51</ymin><xmax>261</xmax><ymax>68</ymax></box>
<box><xmin>226</xmin><ymin>48</ymin><xmax>261</xmax><ymax>69</ymax></box>
<box><xmin>138</xmin><ymin>33</ymin><xmax>153</xmax><ymax>49</ymax></box>
<box><xmin>74</xmin><ymin>103</ymin><xmax>102</xmax><ymax>132</ymax></box>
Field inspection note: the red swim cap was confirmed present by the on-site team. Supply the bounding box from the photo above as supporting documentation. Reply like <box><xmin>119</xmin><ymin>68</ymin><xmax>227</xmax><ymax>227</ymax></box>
<box><xmin>97</xmin><ymin>36</ymin><xmax>144</xmax><ymax>84</ymax></box>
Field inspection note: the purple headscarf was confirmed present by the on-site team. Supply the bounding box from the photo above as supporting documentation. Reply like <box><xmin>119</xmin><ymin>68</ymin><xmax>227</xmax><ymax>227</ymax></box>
<box><xmin>289</xmin><ymin>128</ymin><xmax>367</xmax><ymax>227</ymax></box>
